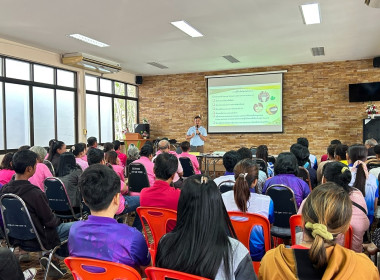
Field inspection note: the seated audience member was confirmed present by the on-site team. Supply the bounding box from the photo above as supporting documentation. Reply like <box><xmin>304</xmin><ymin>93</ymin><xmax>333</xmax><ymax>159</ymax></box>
<box><xmin>368</xmin><ymin>144</ymin><xmax>380</xmax><ymax>179</ymax></box>
<box><xmin>18</xmin><ymin>145</ymin><xmax>31</xmax><ymax>151</ymax></box>
<box><xmin>0</xmin><ymin>150</ymin><xmax>73</xmax><ymax>277</ymax></box>
<box><xmin>113</xmin><ymin>140</ymin><xmax>127</xmax><ymax>167</ymax></box>
<box><xmin>334</xmin><ymin>144</ymin><xmax>349</xmax><ymax>165</ymax></box>
<box><xmin>179</xmin><ymin>141</ymin><xmax>201</xmax><ymax>174</ymax></box>
<box><xmin>103</xmin><ymin>142</ymin><xmax>114</xmax><ymax>153</ymax></box>
<box><xmin>156</xmin><ymin>175</ymin><xmax>256</xmax><ymax>280</ymax></box>
<box><xmin>127</xmin><ymin>144</ymin><xmax>140</xmax><ymax>162</ymax></box>
<box><xmin>347</xmin><ymin>145</ymin><xmax>378</xmax><ymax>225</ymax></box>
<box><xmin>86</xmin><ymin>148</ymin><xmax>140</xmax><ymax>226</ymax></box>
<box><xmin>237</xmin><ymin>147</ymin><xmax>267</xmax><ymax>193</ymax></box>
<box><xmin>365</xmin><ymin>138</ymin><xmax>378</xmax><ymax>157</ymax></box>
<box><xmin>213</xmin><ymin>150</ymin><xmax>241</xmax><ymax>186</ymax></box>
<box><xmin>140</xmin><ymin>153</ymin><xmax>181</xmax><ymax>231</ymax></box>
<box><xmin>297</xmin><ymin>137</ymin><xmax>317</xmax><ymax>170</ymax></box>
<box><xmin>317</xmin><ymin>144</ymin><xmax>337</xmax><ymax>183</ymax></box>
<box><xmin>320</xmin><ymin>139</ymin><xmax>341</xmax><ymax>162</ymax></box>
<box><xmin>262</xmin><ymin>152</ymin><xmax>310</xmax><ymax>207</ymax></box>
<box><xmin>0</xmin><ymin>247</ymin><xmax>37</xmax><ymax>280</ymax></box>
<box><xmin>29</xmin><ymin>146</ymin><xmax>53</xmax><ymax>191</ymax></box>
<box><xmin>71</xmin><ymin>143</ymin><xmax>89</xmax><ymax>171</ymax></box>
<box><xmin>87</xmin><ymin>136</ymin><xmax>98</xmax><ymax>149</ymax></box>
<box><xmin>154</xmin><ymin>140</ymin><xmax>183</xmax><ymax>185</ymax></box>
<box><xmin>132</xmin><ymin>144</ymin><xmax>155</xmax><ymax>187</ymax></box>
<box><xmin>105</xmin><ymin>151</ymin><xmax>125</xmax><ymax>182</ymax></box>
<box><xmin>56</xmin><ymin>152</ymin><xmax>83</xmax><ymax>208</ymax></box>
<box><xmin>322</xmin><ymin>162</ymin><xmax>369</xmax><ymax>252</ymax></box>
<box><xmin>47</xmin><ymin>140</ymin><xmax>66</xmax><ymax>172</ymax></box>
<box><xmin>84</xmin><ymin>136</ymin><xmax>98</xmax><ymax>162</ymax></box>
<box><xmin>68</xmin><ymin>164</ymin><xmax>150</xmax><ymax>275</ymax></box>
<box><xmin>259</xmin><ymin>182</ymin><xmax>378</xmax><ymax>279</ymax></box>
<box><xmin>222</xmin><ymin>159</ymin><xmax>273</xmax><ymax>261</ymax></box>
<box><xmin>0</xmin><ymin>152</ymin><xmax>15</xmax><ymax>186</ymax></box>
<box><xmin>256</xmin><ymin>145</ymin><xmax>274</xmax><ymax>177</ymax></box>
<box><xmin>290</xmin><ymin>143</ymin><xmax>317</xmax><ymax>189</ymax></box>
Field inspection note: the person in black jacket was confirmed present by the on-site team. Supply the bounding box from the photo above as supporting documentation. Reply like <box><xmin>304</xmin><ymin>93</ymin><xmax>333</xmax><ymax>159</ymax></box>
<box><xmin>0</xmin><ymin>150</ymin><xmax>73</xmax><ymax>278</ymax></box>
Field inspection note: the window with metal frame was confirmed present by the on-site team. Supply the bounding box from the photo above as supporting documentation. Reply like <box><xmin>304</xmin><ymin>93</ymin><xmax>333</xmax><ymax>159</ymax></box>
<box><xmin>0</xmin><ymin>56</ymin><xmax>77</xmax><ymax>153</ymax></box>
<box><xmin>85</xmin><ymin>74</ymin><xmax>138</xmax><ymax>144</ymax></box>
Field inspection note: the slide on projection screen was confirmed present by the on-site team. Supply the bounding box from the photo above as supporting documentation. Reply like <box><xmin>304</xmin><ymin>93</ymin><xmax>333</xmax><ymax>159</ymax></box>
<box><xmin>206</xmin><ymin>72</ymin><xmax>284</xmax><ymax>133</ymax></box>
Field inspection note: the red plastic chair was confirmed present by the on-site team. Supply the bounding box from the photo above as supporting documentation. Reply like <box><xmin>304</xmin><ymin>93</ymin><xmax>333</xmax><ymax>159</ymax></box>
<box><xmin>136</xmin><ymin>207</ymin><xmax>177</xmax><ymax>265</ymax></box>
<box><xmin>64</xmin><ymin>257</ymin><xmax>142</xmax><ymax>280</ymax></box>
<box><xmin>290</xmin><ymin>214</ymin><xmax>353</xmax><ymax>249</ymax></box>
<box><xmin>227</xmin><ymin>211</ymin><xmax>271</xmax><ymax>275</ymax></box>
<box><xmin>145</xmin><ymin>267</ymin><xmax>210</xmax><ymax>280</ymax></box>
<box><xmin>290</xmin><ymin>214</ymin><xmax>303</xmax><ymax>245</ymax></box>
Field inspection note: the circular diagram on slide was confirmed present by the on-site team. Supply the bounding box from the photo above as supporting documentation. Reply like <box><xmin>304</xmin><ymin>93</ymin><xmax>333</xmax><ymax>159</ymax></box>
<box><xmin>266</xmin><ymin>104</ymin><xmax>278</xmax><ymax>115</ymax></box>
<box><xmin>253</xmin><ymin>103</ymin><xmax>264</xmax><ymax>113</ymax></box>
<box><xmin>258</xmin><ymin>91</ymin><xmax>270</xmax><ymax>102</ymax></box>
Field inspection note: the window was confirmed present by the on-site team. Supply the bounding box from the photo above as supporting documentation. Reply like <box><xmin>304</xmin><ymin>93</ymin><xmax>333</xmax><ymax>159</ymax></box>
<box><xmin>85</xmin><ymin>75</ymin><xmax>138</xmax><ymax>143</ymax></box>
<box><xmin>0</xmin><ymin>55</ymin><xmax>77</xmax><ymax>152</ymax></box>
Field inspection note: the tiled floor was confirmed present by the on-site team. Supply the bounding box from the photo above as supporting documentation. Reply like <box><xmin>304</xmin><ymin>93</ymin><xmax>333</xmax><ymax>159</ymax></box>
<box><xmin>19</xmin><ymin>252</ymin><xmax>73</xmax><ymax>280</ymax></box>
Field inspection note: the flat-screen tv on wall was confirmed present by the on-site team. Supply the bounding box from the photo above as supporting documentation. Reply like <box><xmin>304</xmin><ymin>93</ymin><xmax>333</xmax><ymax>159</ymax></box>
<box><xmin>349</xmin><ymin>82</ymin><xmax>380</xmax><ymax>102</ymax></box>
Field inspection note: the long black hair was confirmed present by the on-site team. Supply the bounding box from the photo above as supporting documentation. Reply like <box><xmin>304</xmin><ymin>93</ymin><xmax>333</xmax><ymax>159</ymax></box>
<box><xmin>348</xmin><ymin>144</ymin><xmax>368</xmax><ymax>196</ymax></box>
<box><xmin>56</xmin><ymin>152</ymin><xmax>80</xmax><ymax>177</ymax></box>
<box><xmin>155</xmin><ymin>175</ymin><xmax>236</xmax><ymax>279</ymax></box>
<box><xmin>47</xmin><ymin>140</ymin><xmax>65</xmax><ymax>161</ymax></box>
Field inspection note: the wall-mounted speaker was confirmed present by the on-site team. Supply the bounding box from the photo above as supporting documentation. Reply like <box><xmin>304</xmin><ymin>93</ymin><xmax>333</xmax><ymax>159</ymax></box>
<box><xmin>136</xmin><ymin>75</ymin><xmax>143</xmax><ymax>85</ymax></box>
<box><xmin>373</xmin><ymin>57</ymin><xmax>380</xmax><ymax>68</ymax></box>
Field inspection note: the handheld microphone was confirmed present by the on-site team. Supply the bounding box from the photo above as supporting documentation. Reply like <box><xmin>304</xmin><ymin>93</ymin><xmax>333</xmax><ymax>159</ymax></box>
<box><xmin>196</xmin><ymin>125</ymin><xmax>199</xmax><ymax>129</ymax></box>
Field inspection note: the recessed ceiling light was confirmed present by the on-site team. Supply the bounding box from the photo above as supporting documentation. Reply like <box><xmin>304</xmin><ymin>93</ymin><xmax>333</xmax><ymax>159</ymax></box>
<box><xmin>68</xmin><ymin>34</ymin><xmax>109</xmax><ymax>47</ymax></box>
<box><xmin>300</xmin><ymin>3</ymin><xmax>321</xmax><ymax>25</ymax></box>
<box><xmin>147</xmin><ymin>62</ymin><xmax>168</xmax><ymax>69</ymax></box>
<box><xmin>171</xmin><ymin>21</ymin><xmax>204</xmax><ymax>37</ymax></box>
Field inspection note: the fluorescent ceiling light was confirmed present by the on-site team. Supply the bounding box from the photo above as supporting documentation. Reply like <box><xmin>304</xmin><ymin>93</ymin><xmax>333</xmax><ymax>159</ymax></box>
<box><xmin>171</xmin><ymin>21</ymin><xmax>203</xmax><ymax>37</ymax></box>
<box><xmin>300</xmin><ymin>3</ymin><xmax>321</xmax><ymax>25</ymax></box>
<box><xmin>147</xmin><ymin>62</ymin><xmax>168</xmax><ymax>69</ymax></box>
<box><xmin>68</xmin><ymin>34</ymin><xmax>109</xmax><ymax>47</ymax></box>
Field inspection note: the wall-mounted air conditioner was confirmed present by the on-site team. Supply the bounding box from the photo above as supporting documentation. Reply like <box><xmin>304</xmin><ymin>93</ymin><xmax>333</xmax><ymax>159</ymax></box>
<box><xmin>61</xmin><ymin>52</ymin><xmax>122</xmax><ymax>74</ymax></box>
<box><xmin>365</xmin><ymin>0</ymin><xmax>380</xmax><ymax>8</ymax></box>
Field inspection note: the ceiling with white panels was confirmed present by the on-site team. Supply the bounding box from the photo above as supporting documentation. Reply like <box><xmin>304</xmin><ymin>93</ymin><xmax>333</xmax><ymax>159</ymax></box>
<box><xmin>0</xmin><ymin>0</ymin><xmax>379</xmax><ymax>76</ymax></box>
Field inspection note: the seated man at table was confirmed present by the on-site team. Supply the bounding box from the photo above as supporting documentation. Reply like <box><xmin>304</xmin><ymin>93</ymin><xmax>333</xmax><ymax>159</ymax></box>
<box><xmin>68</xmin><ymin>164</ymin><xmax>150</xmax><ymax>275</ymax></box>
<box><xmin>213</xmin><ymin>150</ymin><xmax>241</xmax><ymax>186</ymax></box>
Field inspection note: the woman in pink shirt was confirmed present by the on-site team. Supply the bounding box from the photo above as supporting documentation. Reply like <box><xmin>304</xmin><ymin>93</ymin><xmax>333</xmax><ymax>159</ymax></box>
<box><xmin>0</xmin><ymin>153</ymin><xmax>15</xmax><ymax>186</ymax></box>
<box><xmin>71</xmin><ymin>143</ymin><xmax>89</xmax><ymax>171</ymax></box>
<box><xmin>105</xmin><ymin>151</ymin><xmax>125</xmax><ymax>182</ymax></box>
<box><xmin>29</xmin><ymin>146</ymin><xmax>53</xmax><ymax>191</ymax></box>
<box><xmin>298</xmin><ymin>161</ymin><xmax>369</xmax><ymax>252</ymax></box>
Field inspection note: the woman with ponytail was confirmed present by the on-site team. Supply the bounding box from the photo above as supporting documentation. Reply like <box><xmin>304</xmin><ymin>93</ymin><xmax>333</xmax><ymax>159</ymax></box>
<box><xmin>71</xmin><ymin>143</ymin><xmax>88</xmax><ymax>171</ymax></box>
<box><xmin>259</xmin><ymin>182</ymin><xmax>378</xmax><ymax>279</ymax></box>
<box><xmin>222</xmin><ymin>159</ymin><xmax>273</xmax><ymax>261</ymax></box>
<box><xmin>348</xmin><ymin>144</ymin><xmax>378</xmax><ymax>225</ymax></box>
<box><xmin>322</xmin><ymin>161</ymin><xmax>369</xmax><ymax>252</ymax></box>
<box><xmin>47</xmin><ymin>140</ymin><xmax>66</xmax><ymax>171</ymax></box>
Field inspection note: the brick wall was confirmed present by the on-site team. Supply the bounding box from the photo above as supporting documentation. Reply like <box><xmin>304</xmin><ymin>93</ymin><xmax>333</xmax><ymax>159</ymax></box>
<box><xmin>139</xmin><ymin>59</ymin><xmax>380</xmax><ymax>159</ymax></box>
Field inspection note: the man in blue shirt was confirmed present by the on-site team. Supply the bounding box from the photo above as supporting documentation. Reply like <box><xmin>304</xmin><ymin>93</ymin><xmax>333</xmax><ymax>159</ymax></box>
<box><xmin>186</xmin><ymin>115</ymin><xmax>207</xmax><ymax>153</ymax></box>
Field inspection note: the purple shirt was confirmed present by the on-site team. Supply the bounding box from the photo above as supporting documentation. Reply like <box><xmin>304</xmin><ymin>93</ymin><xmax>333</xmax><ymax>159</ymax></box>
<box><xmin>133</xmin><ymin>156</ymin><xmax>155</xmax><ymax>187</ymax></box>
<box><xmin>68</xmin><ymin>215</ymin><xmax>150</xmax><ymax>268</ymax></box>
<box><xmin>262</xmin><ymin>174</ymin><xmax>310</xmax><ymax>207</ymax></box>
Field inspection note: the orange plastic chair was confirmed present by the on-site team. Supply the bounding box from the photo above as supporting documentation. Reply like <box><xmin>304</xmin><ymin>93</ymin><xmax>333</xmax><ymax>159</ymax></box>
<box><xmin>290</xmin><ymin>214</ymin><xmax>353</xmax><ymax>249</ymax></box>
<box><xmin>64</xmin><ymin>257</ymin><xmax>142</xmax><ymax>280</ymax></box>
<box><xmin>228</xmin><ymin>211</ymin><xmax>271</xmax><ymax>275</ymax></box>
<box><xmin>145</xmin><ymin>267</ymin><xmax>210</xmax><ymax>280</ymax></box>
<box><xmin>290</xmin><ymin>214</ymin><xmax>303</xmax><ymax>245</ymax></box>
<box><xmin>136</xmin><ymin>207</ymin><xmax>177</xmax><ymax>265</ymax></box>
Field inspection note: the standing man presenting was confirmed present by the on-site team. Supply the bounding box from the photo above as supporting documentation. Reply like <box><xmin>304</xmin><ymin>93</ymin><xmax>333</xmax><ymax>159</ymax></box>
<box><xmin>186</xmin><ymin>115</ymin><xmax>207</xmax><ymax>153</ymax></box>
